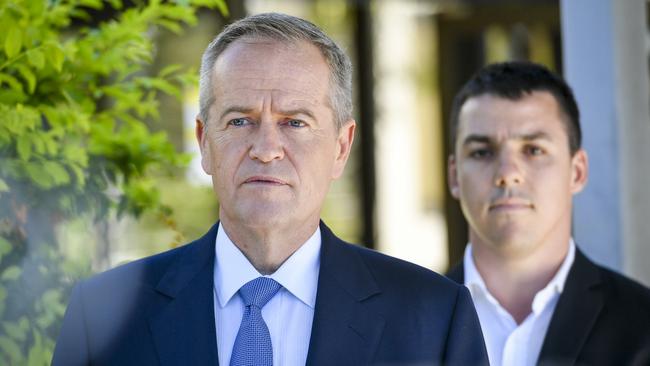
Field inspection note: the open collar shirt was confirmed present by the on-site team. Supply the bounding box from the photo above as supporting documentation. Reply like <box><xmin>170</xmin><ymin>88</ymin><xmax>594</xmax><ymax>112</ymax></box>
<box><xmin>213</xmin><ymin>222</ymin><xmax>321</xmax><ymax>366</ymax></box>
<box><xmin>463</xmin><ymin>241</ymin><xmax>576</xmax><ymax>366</ymax></box>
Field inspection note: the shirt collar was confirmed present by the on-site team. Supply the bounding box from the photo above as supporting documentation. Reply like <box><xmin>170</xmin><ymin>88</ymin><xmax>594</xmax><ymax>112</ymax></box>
<box><xmin>213</xmin><ymin>222</ymin><xmax>321</xmax><ymax>309</ymax></box>
<box><xmin>463</xmin><ymin>244</ymin><xmax>492</xmax><ymax>302</ymax></box>
<box><xmin>463</xmin><ymin>240</ymin><xmax>576</xmax><ymax>314</ymax></box>
<box><xmin>530</xmin><ymin>239</ymin><xmax>575</xmax><ymax>313</ymax></box>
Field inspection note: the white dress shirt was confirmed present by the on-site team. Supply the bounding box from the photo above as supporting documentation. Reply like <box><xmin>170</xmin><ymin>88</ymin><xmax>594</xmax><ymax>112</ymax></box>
<box><xmin>463</xmin><ymin>241</ymin><xmax>576</xmax><ymax>366</ymax></box>
<box><xmin>213</xmin><ymin>223</ymin><xmax>321</xmax><ymax>366</ymax></box>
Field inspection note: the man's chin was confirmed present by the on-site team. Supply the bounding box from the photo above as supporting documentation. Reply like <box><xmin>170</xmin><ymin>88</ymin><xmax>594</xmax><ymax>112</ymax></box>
<box><xmin>482</xmin><ymin>231</ymin><xmax>544</xmax><ymax>256</ymax></box>
<box><xmin>231</xmin><ymin>204</ymin><xmax>293</xmax><ymax>227</ymax></box>
<box><xmin>478</xmin><ymin>222</ymin><xmax>532</xmax><ymax>245</ymax></box>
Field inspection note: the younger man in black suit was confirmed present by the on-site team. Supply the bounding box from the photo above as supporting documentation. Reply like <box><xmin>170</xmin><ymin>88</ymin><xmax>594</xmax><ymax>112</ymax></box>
<box><xmin>447</xmin><ymin>61</ymin><xmax>650</xmax><ymax>365</ymax></box>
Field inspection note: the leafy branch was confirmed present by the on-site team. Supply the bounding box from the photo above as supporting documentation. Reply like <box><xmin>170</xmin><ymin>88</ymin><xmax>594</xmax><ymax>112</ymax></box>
<box><xmin>0</xmin><ymin>0</ymin><xmax>227</xmax><ymax>363</ymax></box>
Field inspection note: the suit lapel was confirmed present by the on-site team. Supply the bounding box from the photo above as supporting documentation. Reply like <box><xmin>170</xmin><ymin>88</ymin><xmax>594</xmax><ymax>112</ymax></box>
<box><xmin>537</xmin><ymin>248</ymin><xmax>604</xmax><ymax>365</ymax></box>
<box><xmin>448</xmin><ymin>248</ymin><xmax>605</xmax><ymax>365</ymax></box>
<box><xmin>306</xmin><ymin>223</ymin><xmax>385</xmax><ymax>366</ymax></box>
<box><xmin>148</xmin><ymin>223</ymin><xmax>220</xmax><ymax>366</ymax></box>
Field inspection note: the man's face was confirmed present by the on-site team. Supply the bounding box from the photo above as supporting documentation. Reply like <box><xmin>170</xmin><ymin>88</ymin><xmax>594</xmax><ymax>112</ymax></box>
<box><xmin>448</xmin><ymin>91</ymin><xmax>588</xmax><ymax>257</ymax></box>
<box><xmin>196</xmin><ymin>39</ymin><xmax>355</xmax><ymax>230</ymax></box>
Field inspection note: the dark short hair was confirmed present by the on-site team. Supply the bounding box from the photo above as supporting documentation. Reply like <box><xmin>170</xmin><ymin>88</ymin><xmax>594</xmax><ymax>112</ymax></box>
<box><xmin>449</xmin><ymin>61</ymin><xmax>581</xmax><ymax>155</ymax></box>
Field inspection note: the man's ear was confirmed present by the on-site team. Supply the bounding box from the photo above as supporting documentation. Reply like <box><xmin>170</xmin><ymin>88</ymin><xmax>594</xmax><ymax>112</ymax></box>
<box><xmin>448</xmin><ymin>154</ymin><xmax>460</xmax><ymax>199</ymax></box>
<box><xmin>195</xmin><ymin>116</ymin><xmax>212</xmax><ymax>175</ymax></box>
<box><xmin>332</xmin><ymin>119</ymin><xmax>356</xmax><ymax>180</ymax></box>
<box><xmin>570</xmin><ymin>148</ymin><xmax>589</xmax><ymax>194</ymax></box>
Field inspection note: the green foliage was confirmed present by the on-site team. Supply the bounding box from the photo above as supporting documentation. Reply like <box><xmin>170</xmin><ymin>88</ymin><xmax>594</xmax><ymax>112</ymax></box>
<box><xmin>0</xmin><ymin>0</ymin><xmax>227</xmax><ymax>362</ymax></box>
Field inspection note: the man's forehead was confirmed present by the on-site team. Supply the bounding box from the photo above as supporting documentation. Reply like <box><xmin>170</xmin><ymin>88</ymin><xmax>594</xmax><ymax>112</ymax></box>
<box><xmin>457</xmin><ymin>92</ymin><xmax>565</xmax><ymax>140</ymax></box>
<box><xmin>215</xmin><ymin>88</ymin><xmax>322</xmax><ymax>112</ymax></box>
<box><xmin>214</xmin><ymin>38</ymin><xmax>324</xmax><ymax>73</ymax></box>
<box><xmin>213</xmin><ymin>40</ymin><xmax>329</xmax><ymax>88</ymax></box>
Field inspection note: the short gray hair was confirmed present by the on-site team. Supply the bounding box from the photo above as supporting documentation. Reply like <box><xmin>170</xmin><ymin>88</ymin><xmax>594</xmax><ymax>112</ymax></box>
<box><xmin>198</xmin><ymin>12</ymin><xmax>353</xmax><ymax>130</ymax></box>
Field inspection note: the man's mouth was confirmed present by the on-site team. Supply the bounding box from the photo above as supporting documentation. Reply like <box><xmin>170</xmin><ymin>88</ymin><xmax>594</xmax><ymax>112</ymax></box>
<box><xmin>488</xmin><ymin>198</ymin><xmax>533</xmax><ymax>211</ymax></box>
<box><xmin>243</xmin><ymin>176</ymin><xmax>288</xmax><ymax>186</ymax></box>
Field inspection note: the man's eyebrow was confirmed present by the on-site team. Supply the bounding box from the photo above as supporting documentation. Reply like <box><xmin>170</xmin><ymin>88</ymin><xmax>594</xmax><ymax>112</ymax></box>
<box><xmin>218</xmin><ymin>106</ymin><xmax>317</xmax><ymax>121</ymax></box>
<box><xmin>462</xmin><ymin>131</ymin><xmax>553</xmax><ymax>146</ymax></box>
<box><xmin>219</xmin><ymin>106</ymin><xmax>255</xmax><ymax>121</ymax></box>
<box><xmin>278</xmin><ymin>108</ymin><xmax>316</xmax><ymax>120</ymax></box>
<box><xmin>517</xmin><ymin>131</ymin><xmax>552</xmax><ymax>141</ymax></box>
<box><xmin>462</xmin><ymin>134</ymin><xmax>491</xmax><ymax>146</ymax></box>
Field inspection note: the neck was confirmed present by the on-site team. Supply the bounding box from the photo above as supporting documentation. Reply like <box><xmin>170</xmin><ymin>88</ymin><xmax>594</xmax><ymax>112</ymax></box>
<box><xmin>470</xmin><ymin>233</ymin><xmax>570</xmax><ymax>324</ymax></box>
<box><xmin>220</xmin><ymin>215</ymin><xmax>319</xmax><ymax>275</ymax></box>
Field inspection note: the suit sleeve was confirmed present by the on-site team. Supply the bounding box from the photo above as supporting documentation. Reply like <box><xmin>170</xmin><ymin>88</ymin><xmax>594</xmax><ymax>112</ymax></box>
<box><xmin>442</xmin><ymin>285</ymin><xmax>490</xmax><ymax>365</ymax></box>
<box><xmin>51</xmin><ymin>283</ymin><xmax>90</xmax><ymax>366</ymax></box>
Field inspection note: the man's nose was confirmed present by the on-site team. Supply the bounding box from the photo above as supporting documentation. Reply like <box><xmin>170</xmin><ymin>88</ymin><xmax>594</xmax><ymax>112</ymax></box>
<box><xmin>494</xmin><ymin>150</ymin><xmax>523</xmax><ymax>187</ymax></box>
<box><xmin>248</xmin><ymin>122</ymin><xmax>285</xmax><ymax>163</ymax></box>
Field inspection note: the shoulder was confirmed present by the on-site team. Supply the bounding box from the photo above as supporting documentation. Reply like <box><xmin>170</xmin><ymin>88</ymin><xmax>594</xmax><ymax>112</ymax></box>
<box><xmin>571</xmin><ymin>251</ymin><xmax>650</xmax><ymax>323</ymax></box>
<box><xmin>79</xmin><ymin>222</ymin><xmax>217</xmax><ymax>297</ymax></box>
<box><xmin>81</xmin><ymin>243</ymin><xmax>189</xmax><ymax>291</ymax></box>
<box><xmin>352</xmin><ymin>243</ymin><xmax>459</xmax><ymax>290</ymax></box>
<box><xmin>595</xmin><ymin>262</ymin><xmax>650</xmax><ymax>310</ymax></box>
<box><xmin>332</xmin><ymin>237</ymin><xmax>466</xmax><ymax>311</ymax></box>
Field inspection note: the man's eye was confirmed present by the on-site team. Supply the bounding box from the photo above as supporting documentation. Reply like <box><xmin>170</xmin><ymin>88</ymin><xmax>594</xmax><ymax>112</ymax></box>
<box><xmin>469</xmin><ymin>149</ymin><xmax>492</xmax><ymax>159</ymax></box>
<box><xmin>286</xmin><ymin>119</ymin><xmax>306</xmax><ymax>128</ymax></box>
<box><xmin>228</xmin><ymin>118</ymin><xmax>249</xmax><ymax>127</ymax></box>
<box><xmin>525</xmin><ymin>145</ymin><xmax>544</xmax><ymax>156</ymax></box>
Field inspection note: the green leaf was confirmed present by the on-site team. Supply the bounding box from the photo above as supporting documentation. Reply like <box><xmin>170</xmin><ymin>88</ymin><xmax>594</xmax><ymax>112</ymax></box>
<box><xmin>43</xmin><ymin>134</ymin><xmax>59</xmax><ymax>155</ymax></box>
<box><xmin>2</xmin><ymin>320</ymin><xmax>28</xmax><ymax>342</ymax></box>
<box><xmin>69</xmin><ymin>164</ymin><xmax>86</xmax><ymax>187</ymax></box>
<box><xmin>0</xmin><ymin>90</ymin><xmax>27</xmax><ymax>104</ymax></box>
<box><xmin>0</xmin><ymin>335</ymin><xmax>21</xmax><ymax>363</ymax></box>
<box><xmin>108</xmin><ymin>0</ymin><xmax>123</xmax><ymax>9</ymax></box>
<box><xmin>27</xmin><ymin>330</ymin><xmax>51</xmax><ymax>366</ymax></box>
<box><xmin>15</xmin><ymin>63</ymin><xmax>36</xmax><ymax>94</ymax></box>
<box><xmin>27</xmin><ymin>49</ymin><xmax>45</xmax><ymax>70</ymax></box>
<box><xmin>4</xmin><ymin>28</ymin><xmax>22</xmax><ymax>59</ymax></box>
<box><xmin>25</xmin><ymin>162</ymin><xmax>53</xmax><ymax>189</ymax></box>
<box><xmin>31</xmin><ymin>133</ymin><xmax>46</xmax><ymax>154</ymax></box>
<box><xmin>78</xmin><ymin>0</ymin><xmax>104</xmax><ymax>9</ymax></box>
<box><xmin>27</xmin><ymin>0</ymin><xmax>47</xmax><ymax>16</ymax></box>
<box><xmin>218</xmin><ymin>0</ymin><xmax>229</xmax><ymax>16</ymax></box>
<box><xmin>42</xmin><ymin>289</ymin><xmax>63</xmax><ymax>309</ymax></box>
<box><xmin>0</xmin><ymin>266</ymin><xmax>21</xmax><ymax>281</ymax></box>
<box><xmin>0</xmin><ymin>286</ymin><xmax>6</xmax><ymax>316</ymax></box>
<box><xmin>149</xmin><ymin>78</ymin><xmax>179</xmax><ymax>97</ymax></box>
<box><xmin>159</xmin><ymin>64</ymin><xmax>182</xmax><ymax>77</ymax></box>
<box><xmin>0</xmin><ymin>72</ymin><xmax>24</xmax><ymax>93</ymax></box>
<box><xmin>43</xmin><ymin>161</ymin><xmax>70</xmax><ymax>185</ymax></box>
<box><xmin>44</xmin><ymin>42</ymin><xmax>64</xmax><ymax>72</ymax></box>
<box><xmin>36</xmin><ymin>289</ymin><xmax>66</xmax><ymax>329</ymax></box>
<box><xmin>18</xmin><ymin>317</ymin><xmax>28</xmax><ymax>332</ymax></box>
<box><xmin>63</xmin><ymin>145</ymin><xmax>88</xmax><ymax>166</ymax></box>
<box><xmin>156</xmin><ymin>19</ymin><xmax>182</xmax><ymax>34</ymax></box>
<box><xmin>16</xmin><ymin>135</ymin><xmax>31</xmax><ymax>161</ymax></box>
<box><xmin>0</xmin><ymin>179</ymin><xmax>8</xmax><ymax>192</ymax></box>
<box><xmin>0</xmin><ymin>237</ymin><xmax>11</xmax><ymax>262</ymax></box>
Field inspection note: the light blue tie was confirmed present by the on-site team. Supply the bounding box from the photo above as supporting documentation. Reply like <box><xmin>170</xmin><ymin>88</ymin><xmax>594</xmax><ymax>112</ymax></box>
<box><xmin>230</xmin><ymin>277</ymin><xmax>282</xmax><ymax>366</ymax></box>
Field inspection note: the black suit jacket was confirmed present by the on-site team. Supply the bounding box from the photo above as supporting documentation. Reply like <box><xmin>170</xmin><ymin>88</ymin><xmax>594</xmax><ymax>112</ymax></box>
<box><xmin>447</xmin><ymin>247</ymin><xmax>650</xmax><ymax>365</ymax></box>
<box><xmin>53</xmin><ymin>222</ymin><xmax>488</xmax><ymax>365</ymax></box>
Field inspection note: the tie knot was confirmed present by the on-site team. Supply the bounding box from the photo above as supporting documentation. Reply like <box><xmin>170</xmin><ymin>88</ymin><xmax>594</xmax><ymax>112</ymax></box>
<box><xmin>239</xmin><ymin>277</ymin><xmax>281</xmax><ymax>308</ymax></box>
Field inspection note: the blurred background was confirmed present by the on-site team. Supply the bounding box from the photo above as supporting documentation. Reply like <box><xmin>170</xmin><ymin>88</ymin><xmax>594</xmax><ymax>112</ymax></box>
<box><xmin>1</xmin><ymin>0</ymin><xmax>649</xmax><ymax>363</ymax></box>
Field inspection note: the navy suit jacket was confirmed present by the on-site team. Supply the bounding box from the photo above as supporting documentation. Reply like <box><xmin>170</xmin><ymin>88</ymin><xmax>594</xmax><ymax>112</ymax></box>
<box><xmin>53</xmin><ymin>222</ymin><xmax>488</xmax><ymax>365</ymax></box>
<box><xmin>447</xmin><ymin>247</ymin><xmax>650</xmax><ymax>365</ymax></box>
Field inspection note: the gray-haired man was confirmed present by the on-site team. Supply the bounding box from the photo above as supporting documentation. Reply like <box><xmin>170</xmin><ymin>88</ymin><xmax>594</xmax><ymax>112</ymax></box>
<box><xmin>53</xmin><ymin>13</ymin><xmax>488</xmax><ymax>366</ymax></box>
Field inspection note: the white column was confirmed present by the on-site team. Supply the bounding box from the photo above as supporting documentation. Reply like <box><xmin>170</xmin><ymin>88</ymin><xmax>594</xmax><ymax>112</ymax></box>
<box><xmin>561</xmin><ymin>0</ymin><xmax>650</xmax><ymax>286</ymax></box>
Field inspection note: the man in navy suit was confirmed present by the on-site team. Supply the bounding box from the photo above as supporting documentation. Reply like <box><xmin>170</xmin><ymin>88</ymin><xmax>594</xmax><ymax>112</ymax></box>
<box><xmin>53</xmin><ymin>13</ymin><xmax>488</xmax><ymax>365</ymax></box>
<box><xmin>446</xmin><ymin>61</ymin><xmax>650</xmax><ymax>365</ymax></box>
